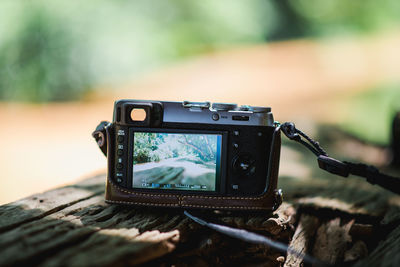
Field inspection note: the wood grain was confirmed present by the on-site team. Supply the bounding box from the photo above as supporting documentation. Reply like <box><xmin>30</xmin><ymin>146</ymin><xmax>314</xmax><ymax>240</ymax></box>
<box><xmin>284</xmin><ymin>214</ymin><xmax>319</xmax><ymax>267</ymax></box>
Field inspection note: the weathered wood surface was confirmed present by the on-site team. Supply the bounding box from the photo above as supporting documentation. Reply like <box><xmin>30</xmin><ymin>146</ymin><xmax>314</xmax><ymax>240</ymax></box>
<box><xmin>284</xmin><ymin>214</ymin><xmax>319</xmax><ymax>267</ymax></box>
<box><xmin>0</xmin><ymin>178</ymin><xmax>296</xmax><ymax>266</ymax></box>
<box><xmin>1</xmin><ymin>126</ymin><xmax>399</xmax><ymax>266</ymax></box>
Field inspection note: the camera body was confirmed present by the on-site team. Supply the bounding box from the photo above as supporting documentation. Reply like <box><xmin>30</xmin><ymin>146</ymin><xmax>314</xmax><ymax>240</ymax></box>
<box><xmin>104</xmin><ymin>100</ymin><xmax>282</xmax><ymax>211</ymax></box>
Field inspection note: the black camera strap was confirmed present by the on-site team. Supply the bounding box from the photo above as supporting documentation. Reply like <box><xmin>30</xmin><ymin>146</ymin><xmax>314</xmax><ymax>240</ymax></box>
<box><xmin>279</xmin><ymin>122</ymin><xmax>400</xmax><ymax>195</ymax></box>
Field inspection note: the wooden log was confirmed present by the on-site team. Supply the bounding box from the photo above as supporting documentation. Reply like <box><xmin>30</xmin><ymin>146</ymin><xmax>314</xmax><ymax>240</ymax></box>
<box><xmin>0</xmin><ymin>194</ymin><xmax>183</xmax><ymax>266</ymax></box>
<box><xmin>349</xmin><ymin>223</ymin><xmax>374</xmax><ymax>240</ymax></box>
<box><xmin>0</xmin><ymin>175</ymin><xmax>104</xmax><ymax>233</ymax></box>
<box><xmin>217</xmin><ymin>202</ymin><xmax>296</xmax><ymax>236</ymax></box>
<box><xmin>344</xmin><ymin>240</ymin><xmax>368</xmax><ymax>263</ymax></box>
<box><xmin>312</xmin><ymin>218</ymin><xmax>354</xmax><ymax>265</ymax></box>
<box><xmin>263</xmin><ymin>202</ymin><xmax>297</xmax><ymax>236</ymax></box>
<box><xmin>296</xmin><ymin>194</ymin><xmax>385</xmax><ymax>219</ymax></box>
<box><xmin>41</xmin><ymin>229</ymin><xmax>180</xmax><ymax>267</ymax></box>
<box><xmin>0</xmin><ymin>152</ymin><xmax>398</xmax><ymax>267</ymax></box>
<box><xmin>381</xmin><ymin>195</ymin><xmax>400</xmax><ymax>225</ymax></box>
<box><xmin>284</xmin><ymin>214</ymin><xmax>319</xmax><ymax>267</ymax></box>
<box><xmin>0</xmin><ymin>173</ymin><xmax>299</xmax><ymax>267</ymax></box>
<box><xmin>352</xmin><ymin>224</ymin><xmax>400</xmax><ymax>267</ymax></box>
<box><xmin>135</xmin><ymin>166</ymin><xmax>184</xmax><ymax>184</ymax></box>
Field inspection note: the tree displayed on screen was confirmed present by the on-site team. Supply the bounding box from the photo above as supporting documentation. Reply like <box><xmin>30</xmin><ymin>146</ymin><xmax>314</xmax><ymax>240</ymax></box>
<box><xmin>133</xmin><ymin>133</ymin><xmax>217</xmax><ymax>165</ymax></box>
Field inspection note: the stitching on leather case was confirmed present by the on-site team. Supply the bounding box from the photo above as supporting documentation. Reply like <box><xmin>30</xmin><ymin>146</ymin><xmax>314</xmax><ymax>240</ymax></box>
<box><xmin>105</xmin><ymin>199</ymin><xmax>269</xmax><ymax>210</ymax></box>
<box><xmin>110</xmin><ymin>181</ymin><xmax>269</xmax><ymax>200</ymax></box>
<box><xmin>106</xmin><ymin>199</ymin><xmax>179</xmax><ymax>207</ymax></box>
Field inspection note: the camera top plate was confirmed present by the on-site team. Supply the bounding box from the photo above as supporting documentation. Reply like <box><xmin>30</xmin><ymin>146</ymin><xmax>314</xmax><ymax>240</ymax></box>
<box><xmin>113</xmin><ymin>100</ymin><xmax>274</xmax><ymax>127</ymax></box>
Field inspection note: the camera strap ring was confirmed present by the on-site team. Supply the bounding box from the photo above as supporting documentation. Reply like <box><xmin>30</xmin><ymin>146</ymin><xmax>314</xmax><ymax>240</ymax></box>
<box><xmin>92</xmin><ymin>121</ymin><xmax>111</xmax><ymax>157</ymax></box>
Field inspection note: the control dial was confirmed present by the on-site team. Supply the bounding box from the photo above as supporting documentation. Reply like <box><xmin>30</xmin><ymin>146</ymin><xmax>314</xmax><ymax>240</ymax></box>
<box><xmin>212</xmin><ymin>103</ymin><xmax>237</xmax><ymax>111</ymax></box>
<box><xmin>233</xmin><ymin>154</ymin><xmax>256</xmax><ymax>175</ymax></box>
<box><xmin>251</xmin><ymin>106</ymin><xmax>271</xmax><ymax>113</ymax></box>
<box><xmin>238</xmin><ymin>105</ymin><xmax>251</xmax><ymax>111</ymax></box>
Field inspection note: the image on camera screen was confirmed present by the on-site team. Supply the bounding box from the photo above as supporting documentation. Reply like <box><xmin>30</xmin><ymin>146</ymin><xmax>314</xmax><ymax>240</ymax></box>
<box><xmin>132</xmin><ymin>132</ymin><xmax>222</xmax><ymax>191</ymax></box>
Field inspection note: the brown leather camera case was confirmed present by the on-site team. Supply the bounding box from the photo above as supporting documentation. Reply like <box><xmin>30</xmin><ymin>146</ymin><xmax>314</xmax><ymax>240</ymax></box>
<box><xmin>105</xmin><ymin>126</ymin><xmax>282</xmax><ymax>211</ymax></box>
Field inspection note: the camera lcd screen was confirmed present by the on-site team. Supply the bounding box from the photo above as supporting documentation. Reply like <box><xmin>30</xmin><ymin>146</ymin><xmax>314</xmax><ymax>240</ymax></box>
<box><xmin>132</xmin><ymin>132</ymin><xmax>222</xmax><ymax>192</ymax></box>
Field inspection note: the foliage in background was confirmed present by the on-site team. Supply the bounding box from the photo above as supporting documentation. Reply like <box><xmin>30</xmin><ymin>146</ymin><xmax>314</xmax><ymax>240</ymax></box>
<box><xmin>340</xmin><ymin>85</ymin><xmax>400</xmax><ymax>145</ymax></box>
<box><xmin>0</xmin><ymin>0</ymin><xmax>399</xmax><ymax>102</ymax></box>
<box><xmin>133</xmin><ymin>133</ymin><xmax>218</xmax><ymax>165</ymax></box>
<box><xmin>284</xmin><ymin>0</ymin><xmax>400</xmax><ymax>38</ymax></box>
<box><xmin>0</xmin><ymin>6</ymin><xmax>91</xmax><ymax>102</ymax></box>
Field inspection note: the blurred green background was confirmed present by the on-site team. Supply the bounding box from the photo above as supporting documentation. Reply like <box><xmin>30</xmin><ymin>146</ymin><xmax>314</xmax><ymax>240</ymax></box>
<box><xmin>1</xmin><ymin>1</ymin><xmax>399</xmax><ymax>96</ymax></box>
<box><xmin>1</xmin><ymin>0</ymin><xmax>400</xmax><ymax>142</ymax></box>
<box><xmin>1</xmin><ymin>0</ymin><xmax>400</xmax><ymax>204</ymax></box>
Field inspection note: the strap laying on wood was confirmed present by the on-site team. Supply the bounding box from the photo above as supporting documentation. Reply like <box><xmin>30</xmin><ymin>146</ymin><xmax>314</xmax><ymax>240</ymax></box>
<box><xmin>184</xmin><ymin>211</ymin><xmax>328</xmax><ymax>267</ymax></box>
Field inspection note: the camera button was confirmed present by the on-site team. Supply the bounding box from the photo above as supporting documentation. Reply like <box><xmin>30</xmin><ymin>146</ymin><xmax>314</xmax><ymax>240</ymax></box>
<box><xmin>212</xmin><ymin>113</ymin><xmax>219</xmax><ymax>121</ymax></box>
<box><xmin>116</xmin><ymin>172</ymin><xmax>123</xmax><ymax>183</ymax></box>
<box><xmin>117</xmin><ymin>136</ymin><xmax>124</xmax><ymax>143</ymax></box>
<box><xmin>116</xmin><ymin>163</ymin><xmax>123</xmax><ymax>170</ymax></box>
<box><xmin>233</xmin><ymin>155</ymin><xmax>256</xmax><ymax>175</ymax></box>
<box><xmin>240</xmin><ymin>162</ymin><xmax>249</xmax><ymax>170</ymax></box>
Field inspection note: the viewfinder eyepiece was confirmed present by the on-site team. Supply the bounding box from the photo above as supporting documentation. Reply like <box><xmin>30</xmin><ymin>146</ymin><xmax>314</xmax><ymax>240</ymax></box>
<box><xmin>130</xmin><ymin>108</ymin><xmax>147</xmax><ymax>122</ymax></box>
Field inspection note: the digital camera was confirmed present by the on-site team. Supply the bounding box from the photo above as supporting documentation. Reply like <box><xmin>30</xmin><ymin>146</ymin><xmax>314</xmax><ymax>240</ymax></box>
<box><xmin>95</xmin><ymin>100</ymin><xmax>283</xmax><ymax>211</ymax></box>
